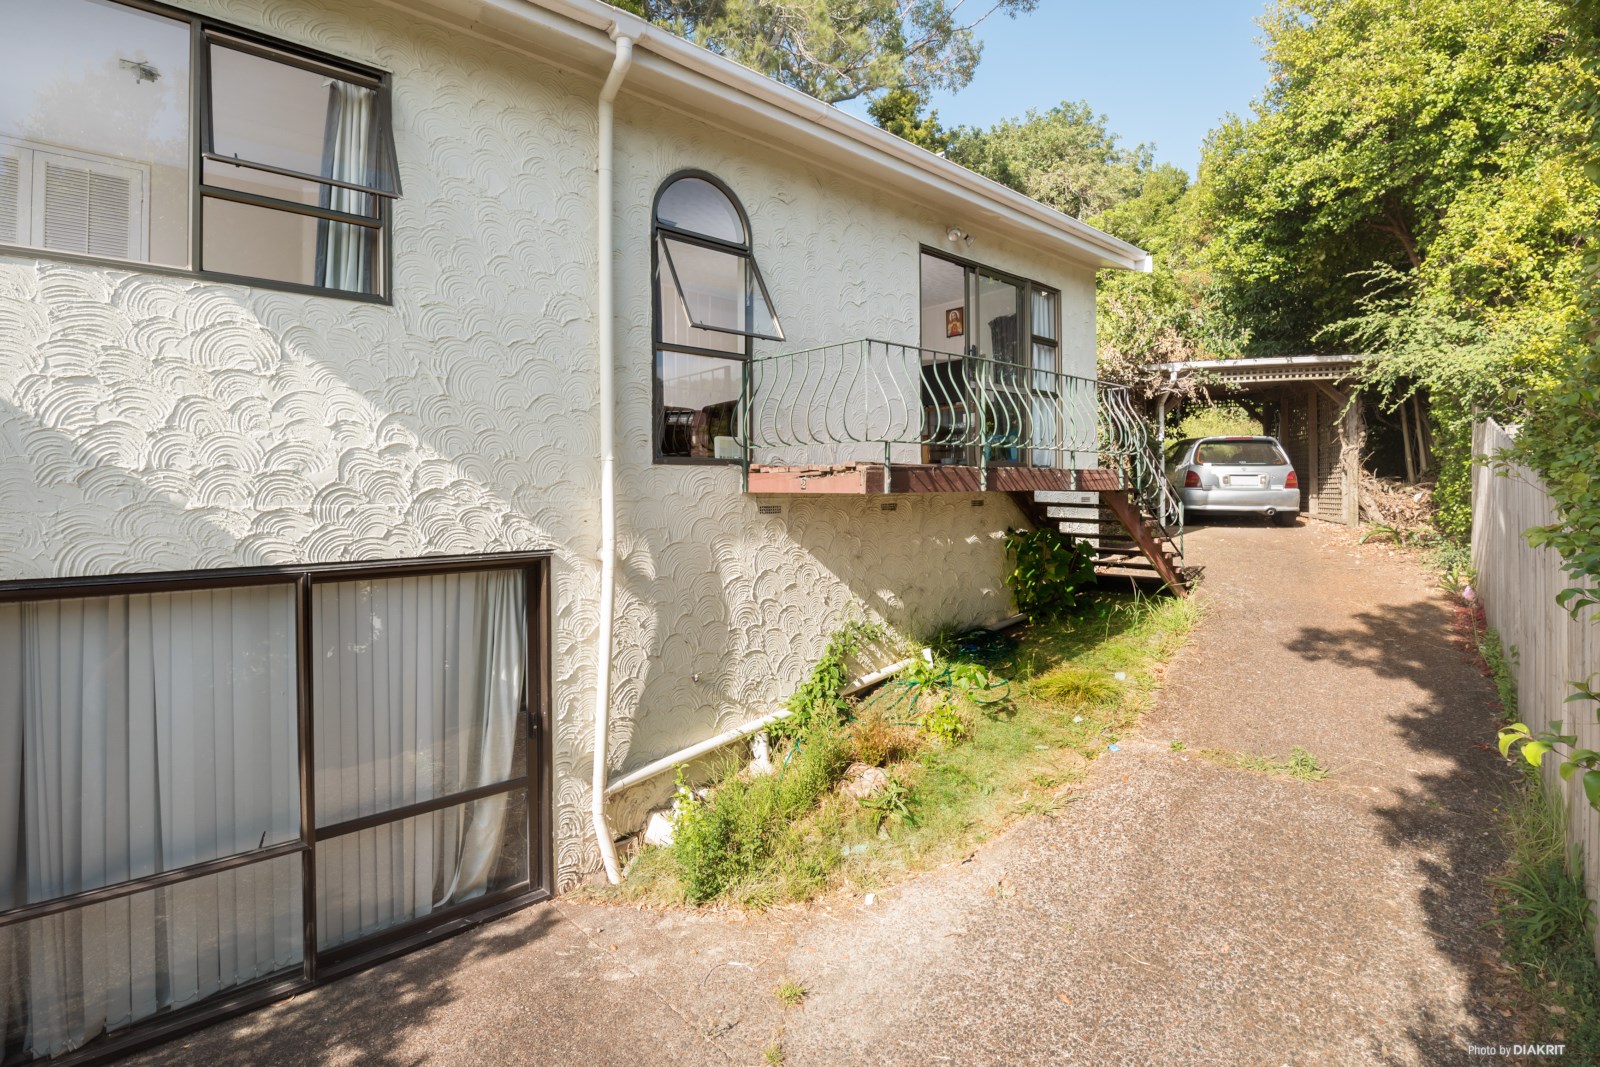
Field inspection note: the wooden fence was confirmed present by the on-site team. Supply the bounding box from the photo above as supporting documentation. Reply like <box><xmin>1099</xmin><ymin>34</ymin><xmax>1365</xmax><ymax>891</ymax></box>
<box><xmin>1471</xmin><ymin>418</ymin><xmax>1600</xmax><ymax>948</ymax></box>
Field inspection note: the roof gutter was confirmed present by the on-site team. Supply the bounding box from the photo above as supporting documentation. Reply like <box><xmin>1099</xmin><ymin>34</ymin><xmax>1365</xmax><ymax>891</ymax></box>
<box><xmin>399</xmin><ymin>0</ymin><xmax>1150</xmax><ymax>273</ymax></box>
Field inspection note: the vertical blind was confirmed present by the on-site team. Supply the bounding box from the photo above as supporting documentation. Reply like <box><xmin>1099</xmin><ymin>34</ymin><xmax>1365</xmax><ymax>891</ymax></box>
<box><xmin>0</xmin><ymin>152</ymin><xmax>21</xmax><ymax>246</ymax></box>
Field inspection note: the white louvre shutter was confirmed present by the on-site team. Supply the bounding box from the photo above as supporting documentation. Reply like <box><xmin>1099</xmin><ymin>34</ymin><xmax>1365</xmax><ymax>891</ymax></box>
<box><xmin>33</xmin><ymin>151</ymin><xmax>146</xmax><ymax>261</ymax></box>
<box><xmin>0</xmin><ymin>146</ymin><xmax>27</xmax><ymax>246</ymax></box>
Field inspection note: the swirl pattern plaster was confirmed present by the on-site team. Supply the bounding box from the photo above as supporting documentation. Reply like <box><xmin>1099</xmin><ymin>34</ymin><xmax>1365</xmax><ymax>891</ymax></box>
<box><xmin>0</xmin><ymin>0</ymin><xmax>1100</xmax><ymax>890</ymax></box>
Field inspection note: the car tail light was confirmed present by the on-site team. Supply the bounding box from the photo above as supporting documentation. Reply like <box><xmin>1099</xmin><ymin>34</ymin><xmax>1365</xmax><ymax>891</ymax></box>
<box><xmin>1184</xmin><ymin>470</ymin><xmax>1201</xmax><ymax>488</ymax></box>
<box><xmin>1285</xmin><ymin>471</ymin><xmax>1299</xmax><ymax>489</ymax></box>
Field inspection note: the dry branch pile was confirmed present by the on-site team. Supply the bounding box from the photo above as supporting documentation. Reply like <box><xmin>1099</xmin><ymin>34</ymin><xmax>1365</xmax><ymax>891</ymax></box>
<box><xmin>1358</xmin><ymin>472</ymin><xmax>1436</xmax><ymax>528</ymax></box>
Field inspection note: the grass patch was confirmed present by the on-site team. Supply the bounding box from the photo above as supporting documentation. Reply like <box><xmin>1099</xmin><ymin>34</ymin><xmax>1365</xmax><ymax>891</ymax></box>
<box><xmin>600</xmin><ymin>590</ymin><xmax>1201</xmax><ymax>910</ymax></box>
<box><xmin>1194</xmin><ymin>744</ymin><xmax>1329</xmax><ymax>782</ymax></box>
<box><xmin>670</xmin><ymin>719</ymin><xmax>852</xmax><ymax>904</ymax></box>
<box><xmin>762</xmin><ymin>1043</ymin><xmax>784</xmax><ymax>1064</ymax></box>
<box><xmin>774</xmin><ymin>977</ymin><xmax>807</xmax><ymax>1007</ymax></box>
<box><xmin>1492</xmin><ymin>778</ymin><xmax>1600</xmax><ymax>1058</ymax></box>
<box><xmin>1481</xmin><ymin>629</ymin><xmax>1600</xmax><ymax>1059</ymax></box>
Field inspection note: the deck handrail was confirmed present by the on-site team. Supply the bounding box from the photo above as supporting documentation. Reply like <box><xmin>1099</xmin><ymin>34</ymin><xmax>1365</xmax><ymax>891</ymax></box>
<box><xmin>738</xmin><ymin>337</ymin><xmax>1182</xmax><ymax>547</ymax></box>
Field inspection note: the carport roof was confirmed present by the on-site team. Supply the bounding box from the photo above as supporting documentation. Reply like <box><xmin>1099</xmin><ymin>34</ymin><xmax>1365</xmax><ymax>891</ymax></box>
<box><xmin>1149</xmin><ymin>355</ymin><xmax>1369</xmax><ymax>391</ymax></box>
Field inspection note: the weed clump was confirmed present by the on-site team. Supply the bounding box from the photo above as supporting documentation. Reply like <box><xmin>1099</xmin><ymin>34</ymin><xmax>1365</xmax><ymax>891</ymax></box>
<box><xmin>1026</xmin><ymin>666</ymin><xmax>1122</xmax><ymax>709</ymax></box>
<box><xmin>1286</xmin><ymin>746</ymin><xmax>1327</xmax><ymax>782</ymax></box>
<box><xmin>846</xmin><ymin>706</ymin><xmax>920</xmax><ymax>767</ymax></box>
<box><xmin>1492</xmin><ymin>778</ymin><xmax>1600</xmax><ymax>1054</ymax></box>
<box><xmin>774</xmin><ymin>978</ymin><xmax>807</xmax><ymax>1007</ymax></box>
<box><xmin>671</xmin><ymin>720</ymin><xmax>851</xmax><ymax>904</ymax></box>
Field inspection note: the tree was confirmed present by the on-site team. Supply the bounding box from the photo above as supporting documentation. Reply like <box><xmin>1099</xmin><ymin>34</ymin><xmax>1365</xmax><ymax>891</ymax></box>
<box><xmin>1089</xmin><ymin>166</ymin><xmax>1247</xmax><ymax>389</ymax></box>
<box><xmin>615</xmin><ymin>0</ymin><xmax>1038</xmax><ymax>104</ymax></box>
<box><xmin>866</xmin><ymin>84</ymin><xmax>952</xmax><ymax>153</ymax></box>
<box><xmin>1197</xmin><ymin>0</ymin><xmax>1596</xmax><ymax>538</ymax></box>
<box><xmin>945</xmin><ymin>101</ymin><xmax>1151</xmax><ymax>218</ymax></box>
<box><xmin>1200</xmin><ymin>0</ymin><xmax>1588</xmax><ymax>354</ymax></box>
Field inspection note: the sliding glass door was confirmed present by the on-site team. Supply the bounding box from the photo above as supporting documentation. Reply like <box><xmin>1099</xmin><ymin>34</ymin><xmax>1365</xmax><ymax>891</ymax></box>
<box><xmin>918</xmin><ymin>251</ymin><xmax>1059</xmax><ymax>468</ymax></box>
<box><xmin>0</xmin><ymin>557</ymin><xmax>545</xmax><ymax>1064</ymax></box>
<box><xmin>0</xmin><ymin>584</ymin><xmax>304</xmax><ymax>1062</ymax></box>
<box><xmin>310</xmin><ymin>569</ymin><xmax>531</xmax><ymax>954</ymax></box>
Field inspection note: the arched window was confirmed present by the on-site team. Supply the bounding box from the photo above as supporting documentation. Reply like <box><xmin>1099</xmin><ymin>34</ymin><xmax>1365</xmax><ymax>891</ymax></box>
<box><xmin>652</xmin><ymin>173</ymin><xmax>782</xmax><ymax>461</ymax></box>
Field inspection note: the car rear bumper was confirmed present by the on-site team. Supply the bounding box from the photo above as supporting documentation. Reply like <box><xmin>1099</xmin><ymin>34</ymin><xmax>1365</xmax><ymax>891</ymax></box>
<box><xmin>1179</xmin><ymin>487</ymin><xmax>1302</xmax><ymax>514</ymax></box>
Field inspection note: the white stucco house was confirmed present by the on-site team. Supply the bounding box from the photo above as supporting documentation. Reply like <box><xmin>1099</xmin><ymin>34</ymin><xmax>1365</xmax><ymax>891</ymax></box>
<box><xmin>0</xmin><ymin>0</ymin><xmax>1171</xmax><ymax>1060</ymax></box>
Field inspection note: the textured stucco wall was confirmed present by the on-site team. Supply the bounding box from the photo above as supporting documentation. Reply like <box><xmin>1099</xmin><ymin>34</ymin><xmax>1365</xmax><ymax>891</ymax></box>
<box><xmin>0</xmin><ymin>0</ymin><xmax>1101</xmax><ymax>888</ymax></box>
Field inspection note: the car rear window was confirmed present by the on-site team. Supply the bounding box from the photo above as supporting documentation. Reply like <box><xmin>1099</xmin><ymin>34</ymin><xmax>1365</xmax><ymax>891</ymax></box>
<box><xmin>1194</xmin><ymin>440</ymin><xmax>1286</xmax><ymax>465</ymax></box>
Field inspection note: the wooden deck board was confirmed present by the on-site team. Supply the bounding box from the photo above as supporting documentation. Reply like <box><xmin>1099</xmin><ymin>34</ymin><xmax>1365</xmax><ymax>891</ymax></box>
<box><xmin>746</xmin><ymin>463</ymin><xmax>1121</xmax><ymax>495</ymax></box>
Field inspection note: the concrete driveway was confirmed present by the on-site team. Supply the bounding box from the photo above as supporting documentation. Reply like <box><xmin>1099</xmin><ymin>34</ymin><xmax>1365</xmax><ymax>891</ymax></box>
<box><xmin>127</xmin><ymin>518</ymin><xmax>1523</xmax><ymax>1066</ymax></box>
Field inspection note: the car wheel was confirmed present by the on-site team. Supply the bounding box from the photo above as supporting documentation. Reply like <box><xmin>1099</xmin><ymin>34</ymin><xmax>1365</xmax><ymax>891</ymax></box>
<box><xmin>1271</xmin><ymin>511</ymin><xmax>1297</xmax><ymax>527</ymax></box>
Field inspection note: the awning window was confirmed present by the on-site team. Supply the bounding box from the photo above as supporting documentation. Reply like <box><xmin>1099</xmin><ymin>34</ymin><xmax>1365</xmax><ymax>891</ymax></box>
<box><xmin>658</xmin><ymin>234</ymin><xmax>783</xmax><ymax>342</ymax></box>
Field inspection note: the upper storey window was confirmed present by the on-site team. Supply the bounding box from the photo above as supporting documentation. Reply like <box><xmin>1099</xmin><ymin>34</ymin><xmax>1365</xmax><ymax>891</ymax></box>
<box><xmin>652</xmin><ymin>173</ymin><xmax>783</xmax><ymax>462</ymax></box>
<box><xmin>0</xmin><ymin>0</ymin><xmax>399</xmax><ymax>300</ymax></box>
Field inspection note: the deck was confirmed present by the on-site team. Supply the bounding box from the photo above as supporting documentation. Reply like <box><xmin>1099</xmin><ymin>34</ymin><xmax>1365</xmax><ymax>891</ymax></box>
<box><xmin>745</xmin><ymin>463</ymin><xmax>1126</xmax><ymax>495</ymax></box>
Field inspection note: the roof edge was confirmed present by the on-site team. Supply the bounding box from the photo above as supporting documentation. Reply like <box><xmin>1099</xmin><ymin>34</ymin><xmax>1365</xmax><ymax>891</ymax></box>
<box><xmin>403</xmin><ymin>0</ymin><xmax>1152</xmax><ymax>272</ymax></box>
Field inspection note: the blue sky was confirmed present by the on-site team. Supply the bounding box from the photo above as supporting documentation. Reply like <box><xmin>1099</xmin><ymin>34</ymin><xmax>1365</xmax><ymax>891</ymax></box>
<box><xmin>846</xmin><ymin>0</ymin><xmax>1274</xmax><ymax>177</ymax></box>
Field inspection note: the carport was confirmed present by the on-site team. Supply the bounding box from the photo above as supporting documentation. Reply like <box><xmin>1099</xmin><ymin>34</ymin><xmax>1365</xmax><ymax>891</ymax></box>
<box><xmin>1149</xmin><ymin>355</ymin><xmax>1368</xmax><ymax>526</ymax></box>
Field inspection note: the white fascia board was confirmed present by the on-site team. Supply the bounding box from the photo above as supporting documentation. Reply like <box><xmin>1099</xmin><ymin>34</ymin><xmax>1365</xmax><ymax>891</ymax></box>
<box><xmin>391</xmin><ymin>0</ymin><xmax>1152</xmax><ymax>273</ymax></box>
<box><xmin>1151</xmin><ymin>354</ymin><xmax>1368</xmax><ymax>372</ymax></box>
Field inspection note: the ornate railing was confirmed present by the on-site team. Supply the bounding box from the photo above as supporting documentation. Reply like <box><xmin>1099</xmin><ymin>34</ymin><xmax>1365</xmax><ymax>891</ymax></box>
<box><xmin>1098</xmin><ymin>383</ymin><xmax>1183</xmax><ymax>547</ymax></box>
<box><xmin>739</xmin><ymin>338</ymin><xmax>1181</xmax><ymax>547</ymax></box>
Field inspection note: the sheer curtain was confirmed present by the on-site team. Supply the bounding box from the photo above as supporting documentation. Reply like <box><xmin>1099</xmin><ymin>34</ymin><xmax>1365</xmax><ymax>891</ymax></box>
<box><xmin>0</xmin><ymin>588</ymin><xmax>301</xmax><ymax>1061</ymax></box>
<box><xmin>316</xmin><ymin>80</ymin><xmax>376</xmax><ymax>292</ymax></box>
<box><xmin>312</xmin><ymin>571</ymin><xmax>525</xmax><ymax>951</ymax></box>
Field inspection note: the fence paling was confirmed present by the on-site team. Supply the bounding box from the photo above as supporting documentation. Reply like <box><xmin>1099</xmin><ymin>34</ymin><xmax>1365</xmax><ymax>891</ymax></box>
<box><xmin>1471</xmin><ymin>418</ymin><xmax>1600</xmax><ymax>963</ymax></box>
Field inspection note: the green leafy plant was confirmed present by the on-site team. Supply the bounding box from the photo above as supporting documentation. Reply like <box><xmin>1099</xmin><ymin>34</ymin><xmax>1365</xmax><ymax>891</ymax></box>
<box><xmin>777</xmin><ymin>620</ymin><xmax>886</xmax><ymax>737</ymax></box>
<box><xmin>859</xmin><ymin>774</ymin><xmax>913</xmax><ymax>827</ymax></box>
<box><xmin>916</xmin><ymin>698</ymin><xmax>967</xmax><ymax>745</ymax></box>
<box><xmin>1500</xmin><ymin>706</ymin><xmax>1600</xmax><ymax>810</ymax></box>
<box><xmin>1003</xmin><ymin>526</ymin><xmax>1095</xmax><ymax>623</ymax></box>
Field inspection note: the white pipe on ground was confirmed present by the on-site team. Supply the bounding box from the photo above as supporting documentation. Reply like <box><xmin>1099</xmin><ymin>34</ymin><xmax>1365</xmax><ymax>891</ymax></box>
<box><xmin>604</xmin><ymin>707</ymin><xmax>791</xmax><ymax>797</ymax></box>
<box><xmin>602</xmin><ymin>613</ymin><xmax>1029</xmax><ymax>801</ymax></box>
<box><xmin>590</xmin><ymin>30</ymin><xmax>634</xmax><ymax>886</ymax></box>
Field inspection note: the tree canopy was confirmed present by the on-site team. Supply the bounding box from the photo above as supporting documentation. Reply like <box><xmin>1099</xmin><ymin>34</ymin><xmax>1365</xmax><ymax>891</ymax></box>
<box><xmin>612</xmin><ymin>0</ymin><xmax>1037</xmax><ymax>104</ymax></box>
<box><xmin>1198</xmin><ymin>0</ymin><xmax>1590</xmax><ymax>358</ymax></box>
<box><xmin>944</xmin><ymin>101</ymin><xmax>1152</xmax><ymax>219</ymax></box>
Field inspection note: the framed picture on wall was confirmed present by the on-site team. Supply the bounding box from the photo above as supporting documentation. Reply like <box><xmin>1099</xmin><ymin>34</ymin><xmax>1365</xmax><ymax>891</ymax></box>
<box><xmin>946</xmin><ymin>307</ymin><xmax>964</xmax><ymax>337</ymax></box>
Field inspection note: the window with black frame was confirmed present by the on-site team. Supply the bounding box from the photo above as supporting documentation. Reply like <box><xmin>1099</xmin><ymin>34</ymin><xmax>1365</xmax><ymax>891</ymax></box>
<box><xmin>0</xmin><ymin>0</ymin><xmax>400</xmax><ymax>299</ymax></box>
<box><xmin>0</xmin><ymin>558</ymin><xmax>544</xmax><ymax>1065</ymax></box>
<box><xmin>652</xmin><ymin>173</ymin><xmax>782</xmax><ymax>461</ymax></box>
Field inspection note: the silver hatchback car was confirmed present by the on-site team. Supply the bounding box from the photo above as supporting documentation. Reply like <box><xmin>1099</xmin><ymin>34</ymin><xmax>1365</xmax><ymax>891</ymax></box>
<box><xmin>1167</xmin><ymin>435</ymin><xmax>1300</xmax><ymax>526</ymax></box>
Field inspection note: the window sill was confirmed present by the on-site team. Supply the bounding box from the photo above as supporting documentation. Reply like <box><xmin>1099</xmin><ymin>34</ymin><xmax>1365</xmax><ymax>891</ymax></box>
<box><xmin>652</xmin><ymin>455</ymin><xmax>743</xmax><ymax>467</ymax></box>
<box><xmin>0</xmin><ymin>244</ymin><xmax>392</xmax><ymax>305</ymax></box>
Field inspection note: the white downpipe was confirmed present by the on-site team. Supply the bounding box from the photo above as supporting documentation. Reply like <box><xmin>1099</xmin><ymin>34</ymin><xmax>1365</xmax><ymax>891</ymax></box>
<box><xmin>591</xmin><ymin>30</ymin><xmax>634</xmax><ymax>886</ymax></box>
